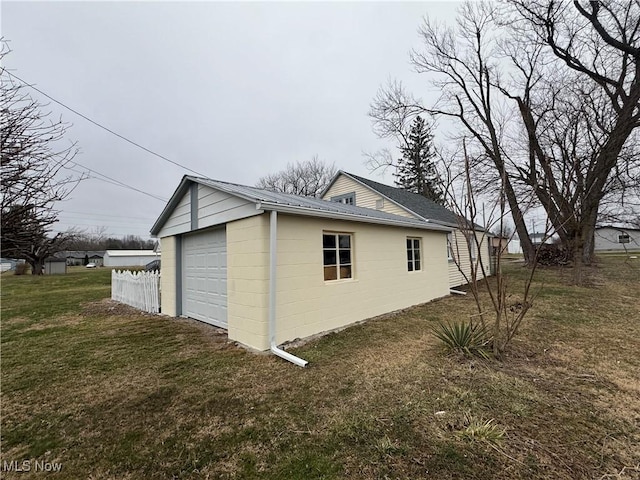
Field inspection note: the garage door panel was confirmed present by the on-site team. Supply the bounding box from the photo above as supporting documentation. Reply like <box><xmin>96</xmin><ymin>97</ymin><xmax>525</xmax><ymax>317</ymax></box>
<box><xmin>182</xmin><ymin>227</ymin><xmax>227</xmax><ymax>328</ymax></box>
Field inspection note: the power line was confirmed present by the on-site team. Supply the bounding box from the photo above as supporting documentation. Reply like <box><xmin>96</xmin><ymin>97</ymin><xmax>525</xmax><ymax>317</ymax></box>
<box><xmin>65</xmin><ymin>160</ymin><xmax>168</xmax><ymax>202</ymax></box>
<box><xmin>63</xmin><ymin>210</ymin><xmax>155</xmax><ymax>221</ymax></box>
<box><xmin>4</xmin><ymin>70</ymin><xmax>207</xmax><ymax>177</ymax></box>
<box><xmin>65</xmin><ymin>166</ymin><xmax>164</xmax><ymax>200</ymax></box>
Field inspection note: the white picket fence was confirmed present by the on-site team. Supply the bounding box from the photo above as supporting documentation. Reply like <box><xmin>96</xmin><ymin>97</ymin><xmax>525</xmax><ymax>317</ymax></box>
<box><xmin>111</xmin><ymin>270</ymin><xmax>160</xmax><ymax>313</ymax></box>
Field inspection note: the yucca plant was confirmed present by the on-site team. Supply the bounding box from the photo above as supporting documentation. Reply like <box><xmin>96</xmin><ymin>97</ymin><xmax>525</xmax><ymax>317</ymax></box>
<box><xmin>457</xmin><ymin>417</ymin><xmax>505</xmax><ymax>444</ymax></box>
<box><xmin>431</xmin><ymin>320</ymin><xmax>492</xmax><ymax>358</ymax></box>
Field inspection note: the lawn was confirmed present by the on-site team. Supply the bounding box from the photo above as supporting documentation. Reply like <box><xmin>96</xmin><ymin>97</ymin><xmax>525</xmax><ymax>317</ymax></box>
<box><xmin>1</xmin><ymin>259</ymin><xmax>639</xmax><ymax>479</ymax></box>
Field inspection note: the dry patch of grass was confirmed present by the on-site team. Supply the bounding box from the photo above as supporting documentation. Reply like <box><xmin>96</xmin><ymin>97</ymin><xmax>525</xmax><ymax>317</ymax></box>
<box><xmin>1</xmin><ymin>257</ymin><xmax>639</xmax><ymax>479</ymax></box>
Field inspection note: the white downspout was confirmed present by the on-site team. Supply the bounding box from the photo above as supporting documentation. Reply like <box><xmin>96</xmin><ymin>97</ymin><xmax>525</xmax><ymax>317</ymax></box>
<box><xmin>269</xmin><ymin>210</ymin><xmax>308</xmax><ymax>367</ymax></box>
<box><xmin>449</xmin><ymin>289</ymin><xmax>467</xmax><ymax>295</ymax></box>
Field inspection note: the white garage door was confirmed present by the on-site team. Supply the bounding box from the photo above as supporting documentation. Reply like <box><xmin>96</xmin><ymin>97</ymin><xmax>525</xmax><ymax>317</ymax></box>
<box><xmin>182</xmin><ymin>227</ymin><xmax>227</xmax><ymax>328</ymax></box>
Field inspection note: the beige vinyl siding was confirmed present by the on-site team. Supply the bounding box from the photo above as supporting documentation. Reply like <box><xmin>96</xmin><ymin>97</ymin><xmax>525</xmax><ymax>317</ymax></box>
<box><xmin>323</xmin><ymin>175</ymin><xmax>416</xmax><ymax>218</ymax></box>
<box><xmin>226</xmin><ymin>214</ymin><xmax>270</xmax><ymax>350</ymax></box>
<box><xmin>158</xmin><ymin>191</ymin><xmax>191</xmax><ymax>237</ymax></box>
<box><xmin>158</xmin><ymin>185</ymin><xmax>260</xmax><ymax>238</ymax></box>
<box><xmin>448</xmin><ymin>229</ymin><xmax>488</xmax><ymax>288</ymax></box>
<box><xmin>197</xmin><ymin>184</ymin><xmax>260</xmax><ymax>229</ymax></box>
<box><xmin>160</xmin><ymin>236</ymin><xmax>177</xmax><ymax>316</ymax></box>
<box><xmin>271</xmin><ymin>214</ymin><xmax>449</xmax><ymax>347</ymax></box>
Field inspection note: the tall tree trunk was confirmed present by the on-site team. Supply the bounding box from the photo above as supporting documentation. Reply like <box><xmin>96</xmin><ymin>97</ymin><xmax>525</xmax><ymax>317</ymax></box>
<box><xmin>505</xmin><ymin>182</ymin><xmax>535</xmax><ymax>264</ymax></box>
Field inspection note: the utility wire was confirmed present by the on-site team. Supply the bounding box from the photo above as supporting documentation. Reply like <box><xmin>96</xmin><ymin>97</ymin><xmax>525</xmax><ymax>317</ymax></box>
<box><xmin>63</xmin><ymin>210</ymin><xmax>155</xmax><ymax>221</ymax></box>
<box><xmin>65</xmin><ymin>166</ymin><xmax>159</xmax><ymax>198</ymax></box>
<box><xmin>65</xmin><ymin>161</ymin><xmax>168</xmax><ymax>202</ymax></box>
<box><xmin>5</xmin><ymin>70</ymin><xmax>207</xmax><ymax>177</ymax></box>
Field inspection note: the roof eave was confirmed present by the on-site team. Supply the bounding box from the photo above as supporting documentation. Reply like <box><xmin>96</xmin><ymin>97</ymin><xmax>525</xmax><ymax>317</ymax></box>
<box><xmin>259</xmin><ymin>201</ymin><xmax>452</xmax><ymax>232</ymax></box>
<box><xmin>150</xmin><ymin>175</ymin><xmax>192</xmax><ymax>236</ymax></box>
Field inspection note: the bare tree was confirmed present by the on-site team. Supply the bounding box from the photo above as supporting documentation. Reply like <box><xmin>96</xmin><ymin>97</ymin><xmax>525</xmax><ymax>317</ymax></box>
<box><xmin>1</xmin><ymin>45</ymin><xmax>81</xmax><ymax>274</ymax></box>
<box><xmin>256</xmin><ymin>156</ymin><xmax>337</xmax><ymax>197</ymax></box>
<box><xmin>505</xmin><ymin>0</ymin><xmax>640</xmax><ymax>270</ymax></box>
<box><xmin>369</xmin><ymin>1</ymin><xmax>640</xmax><ymax>278</ymax></box>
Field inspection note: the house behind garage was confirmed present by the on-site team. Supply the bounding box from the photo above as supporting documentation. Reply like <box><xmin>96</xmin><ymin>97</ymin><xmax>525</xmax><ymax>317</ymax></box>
<box><xmin>321</xmin><ymin>171</ymin><xmax>489</xmax><ymax>288</ymax></box>
<box><xmin>151</xmin><ymin>176</ymin><xmax>452</xmax><ymax>352</ymax></box>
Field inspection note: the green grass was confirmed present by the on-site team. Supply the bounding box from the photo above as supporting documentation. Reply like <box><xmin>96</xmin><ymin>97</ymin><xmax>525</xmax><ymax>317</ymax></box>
<box><xmin>1</xmin><ymin>258</ymin><xmax>639</xmax><ymax>479</ymax></box>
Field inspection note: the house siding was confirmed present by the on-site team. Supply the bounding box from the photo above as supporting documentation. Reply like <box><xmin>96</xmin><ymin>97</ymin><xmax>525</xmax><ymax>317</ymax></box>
<box><xmin>160</xmin><ymin>236</ymin><xmax>178</xmax><ymax>317</ymax></box>
<box><xmin>158</xmin><ymin>184</ymin><xmax>259</xmax><ymax>238</ymax></box>
<box><xmin>270</xmin><ymin>214</ymin><xmax>449</xmax><ymax>348</ymax></box>
<box><xmin>447</xmin><ymin>230</ymin><xmax>488</xmax><ymax>288</ymax></box>
<box><xmin>323</xmin><ymin>175</ymin><xmax>415</xmax><ymax>218</ymax></box>
<box><xmin>158</xmin><ymin>190</ymin><xmax>191</xmax><ymax>237</ymax></box>
<box><xmin>226</xmin><ymin>214</ymin><xmax>270</xmax><ymax>350</ymax></box>
<box><xmin>197</xmin><ymin>184</ymin><xmax>260</xmax><ymax>230</ymax></box>
<box><xmin>594</xmin><ymin>227</ymin><xmax>640</xmax><ymax>252</ymax></box>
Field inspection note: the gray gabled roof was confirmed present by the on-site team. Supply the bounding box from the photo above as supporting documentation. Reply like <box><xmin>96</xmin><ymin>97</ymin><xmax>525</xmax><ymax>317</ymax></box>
<box><xmin>334</xmin><ymin>171</ymin><xmax>461</xmax><ymax>226</ymax></box>
<box><xmin>151</xmin><ymin>175</ymin><xmax>452</xmax><ymax>235</ymax></box>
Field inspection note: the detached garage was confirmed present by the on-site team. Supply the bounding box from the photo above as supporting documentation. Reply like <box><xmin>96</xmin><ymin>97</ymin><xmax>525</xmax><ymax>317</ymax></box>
<box><xmin>151</xmin><ymin>176</ymin><xmax>451</xmax><ymax>364</ymax></box>
<box><xmin>104</xmin><ymin>250</ymin><xmax>158</xmax><ymax>267</ymax></box>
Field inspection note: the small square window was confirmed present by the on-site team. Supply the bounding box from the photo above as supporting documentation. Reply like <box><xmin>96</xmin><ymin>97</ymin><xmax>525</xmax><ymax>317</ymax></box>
<box><xmin>619</xmin><ymin>233</ymin><xmax>630</xmax><ymax>243</ymax></box>
<box><xmin>323</xmin><ymin>232</ymin><xmax>353</xmax><ymax>281</ymax></box>
<box><xmin>331</xmin><ymin>193</ymin><xmax>356</xmax><ymax>206</ymax></box>
<box><xmin>407</xmin><ymin>237</ymin><xmax>422</xmax><ymax>272</ymax></box>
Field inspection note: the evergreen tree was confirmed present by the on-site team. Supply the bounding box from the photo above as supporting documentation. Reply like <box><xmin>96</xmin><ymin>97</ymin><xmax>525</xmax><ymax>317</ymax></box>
<box><xmin>393</xmin><ymin>116</ymin><xmax>443</xmax><ymax>204</ymax></box>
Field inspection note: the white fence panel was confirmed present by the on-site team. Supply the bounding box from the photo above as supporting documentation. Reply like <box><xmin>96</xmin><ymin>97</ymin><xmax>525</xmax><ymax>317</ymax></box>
<box><xmin>111</xmin><ymin>270</ymin><xmax>160</xmax><ymax>313</ymax></box>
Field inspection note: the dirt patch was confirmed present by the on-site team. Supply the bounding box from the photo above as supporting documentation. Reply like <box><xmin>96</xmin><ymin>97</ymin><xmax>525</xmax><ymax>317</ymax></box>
<box><xmin>80</xmin><ymin>298</ymin><xmax>156</xmax><ymax>317</ymax></box>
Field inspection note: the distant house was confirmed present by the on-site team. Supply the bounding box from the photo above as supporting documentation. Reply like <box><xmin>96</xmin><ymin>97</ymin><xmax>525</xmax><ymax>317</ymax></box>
<box><xmin>594</xmin><ymin>226</ymin><xmax>640</xmax><ymax>252</ymax></box>
<box><xmin>507</xmin><ymin>232</ymin><xmax>553</xmax><ymax>254</ymax></box>
<box><xmin>56</xmin><ymin>251</ymin><xmax>105</xmax><ymax>266</ymax></box>
<box><xmin>0</xmin><ymin>258</ymin><xmax>18</xmax><ymax>273</ymax></box>
<box><xmin>103</xmin><ymin>250</ymin><xmax>158</xmax><ymax>267</ymax></box>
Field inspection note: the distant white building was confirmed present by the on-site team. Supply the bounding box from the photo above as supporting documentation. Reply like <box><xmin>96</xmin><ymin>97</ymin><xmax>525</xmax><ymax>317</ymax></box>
<box><xmin>507</xmin><ymin>232</ymin><xmax>553</xmax><ymax>254</ymax></box>
<box><xmin>594</xmin><ymin>226</ymin><xmax>640</xmax><ymax>252</ymax></box>
<box><xmin>103</xmin><ymin>250</ymin><xmax>158</xmax><ymax>267</ymax></box>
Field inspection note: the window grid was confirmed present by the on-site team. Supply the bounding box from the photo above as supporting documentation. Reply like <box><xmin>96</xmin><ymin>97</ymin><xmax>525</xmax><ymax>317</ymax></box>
<box><xmin>331</xmin><ymin>193</ymin><xmax>355</xmax><ymax>206</ymax></box>
<box><xmin>407</xmin><ymin>237</ymin><xmax>421</xmax><ymax>272</ymax></box>
<box><xmin>323</xmin><ymin>233</ymin><xmax>352</xmax><ymax>281</ymax></box>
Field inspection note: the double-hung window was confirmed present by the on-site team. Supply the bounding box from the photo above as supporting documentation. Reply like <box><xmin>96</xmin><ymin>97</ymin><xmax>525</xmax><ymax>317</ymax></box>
<box><xmin>323</xmin><ymin>233</ymin><xmax>352</xmax><ymax>281</ymax></box>
<box><xmin>446</xmin><ymin>233</ymin><xmax>454</xmax><ymax>261</ymax></box>
<box><xmin>407</xmin><ymin>237</ymin><xmax>421</xmax><ymax>272</ymax></box>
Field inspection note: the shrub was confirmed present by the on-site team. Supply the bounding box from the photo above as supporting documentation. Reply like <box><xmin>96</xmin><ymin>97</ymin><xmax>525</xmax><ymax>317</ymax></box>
<box><xmin>14</xmin><ymin>263</ymin><xmax>29</xmax><ymax>275</ymax></box>
<box><xmin>431</xmin><ymin>320</ymin><xmax>492</xmax><ymax>358</ymax></box>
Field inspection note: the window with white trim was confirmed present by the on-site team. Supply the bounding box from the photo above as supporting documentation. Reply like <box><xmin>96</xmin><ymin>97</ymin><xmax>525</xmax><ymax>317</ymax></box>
<box><xmin>407</xmin><ymin>237</ymin><xmax>422</xmax><ymax>271</ymax></box>
<box><xmin>467</xmin><ymin>234</ymin><xmax>477</xmax><ymax>260</ymax></box>
<box><xmin>323</xmin><ymin>233</ymin><xmax>352</xmax><ymax>281</ymax></box>
<box><xmin>619</xmin><ymin>233</ymin><xmax>630</xmax><ymax>243</ymax></box>
<box><xmin>446</xmin><ymin>233</ymin><xmax>454</xmax><ymax>261</ymax></box>
<box><xmin>331</xmin><ymin>192</ymin><xmax>355</xmax><ymax>206</ymax></box>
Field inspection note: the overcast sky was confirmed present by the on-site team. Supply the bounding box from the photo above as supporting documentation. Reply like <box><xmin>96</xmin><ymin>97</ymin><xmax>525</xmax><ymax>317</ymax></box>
<box><xmin>2</xmin><ymin>1</ymin><xmax>460</xmax><ymax>239</ymax></box>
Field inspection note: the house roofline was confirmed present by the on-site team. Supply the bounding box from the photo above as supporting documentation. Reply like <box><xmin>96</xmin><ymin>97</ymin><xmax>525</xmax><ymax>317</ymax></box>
<box><xmin>151</xmin><ymin>175</ymin><xmax>453</xmax><ymax>236</ymax></box>
<box><xmin>326</xmin><ymin>170</ymin><xmax>484</xmax><ymax>231</ymax></box>
<box><xmin>334</xmin><ymin>170</ymin><xmax>430</xmax><ymax>221</ymax></box>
